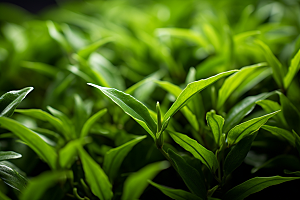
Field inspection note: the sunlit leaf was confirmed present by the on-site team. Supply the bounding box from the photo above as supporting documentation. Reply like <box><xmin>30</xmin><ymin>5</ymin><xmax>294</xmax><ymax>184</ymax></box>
<box><xmin>284</xmin><ymin>48</ymin><xmax>300</xmax><ymax>89</ymax></box>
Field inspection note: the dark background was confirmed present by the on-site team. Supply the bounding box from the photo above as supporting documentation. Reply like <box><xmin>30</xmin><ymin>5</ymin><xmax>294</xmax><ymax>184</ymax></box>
<box><xmin>0</xmin><ymin>0</ymin><xmax>58</xmax><ymax>13</ymax></box>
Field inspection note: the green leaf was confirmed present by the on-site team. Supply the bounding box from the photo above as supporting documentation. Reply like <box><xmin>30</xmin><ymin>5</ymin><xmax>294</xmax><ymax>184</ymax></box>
<box><xmin>168</xmin><ymin>130</ymin><xmax>218</xmax><ymax>173</ymax></box>
<box><xmin>262</xmin><ymin>125</ymin><xmax>295</xmax><ymax>146</ymax></box>
<box><xmin>223</xmin><ymin>176</ymin><xmax>300</xmax><ymax>200</ymax></box>
<box><xmin>20</xmin><ymin>61</ymin><xmax>58</xmax><ymax>77</ymax></box>
<box><xmin>21</xmin><ymin>171</ymin><xmax>72</xmax><ymax>200</ymax></box>
<box><xmin>255</xmin><ymin>40</ymin><xmax>284</xmax><ymax>88</ymax></box>
<box><xmin>292</xmin><ymin>130</ymin><xmax>300</xmax><ymax>156</ymax></box>
<box><xmin>217</xmin><ymin>63</ymin><xmax>266</xmax><ymax>109</ymax></box>
<box><xmin>206</xmin><ymin>110</ymin><xmax>224</xmax><ymax>145</ymax></box>
<box><xmin>81</xmin><ymin>108</ymin><xmax>107</xmax><ymax>138</ymax></box>
<box><xmin>122</xmin><ymin>161</ymin><xmax>169</xmax><ymax>200</ymax></box>
<box><xmin>224</xmin><ymin>92</ymin><xmax>275</xmax><ymax>133</ymax></box>
<box><xmin>0</xmin><ymin>151</ymin><xmax>21</xmax><ymax>161</ymax></box>
<box><xmin>227</xmin><ymin>110</ymin><xmax>280</xmax><ymax>146</ymax></box>
<box><xmin>277</xmin><ymin>92</ymin><xmax>300</xmax><ymax>135</ymax></box>
<box><xmin>148</xmin><ymin>180</ymin><xmax>203</xmax><ymax>200</ymax></box>
<box><xmin>78</xmin><ymin>37</ymin><xmax>114</xmax><ymax>59</ymax></box>
<box><xmin>78</xmin><ymin>146</ymin><xmax>113</xmax><ymax>200</ymax></box>
<box><xmin>0</xmin><ymin>162</ymin><xmax>27</xmax><ymax>192</ymax></box>
<box><xmin>168</xmin><ymin>149</ymin><xmax>207</xmax><ymax>199</ymax></box>
<box><xmin>163</xmin><ymin>70</ymin><xmax>238</xmax><ymax>126</ymax></box>
<box><xmin>103</xmin><ymin>135</ymin><xmax>146</xmax><ymax>181</ymax></box>
<box><xmin>284</xmin><ymin>48</ymin><xmax>300</xmax><ymax>89</ymax></box>
<box><xmin>224</xmin><ymin>132</ymin><xmax>257</xmax><ymax>176</ymax></box>
<box><xmin>15</xmin><ymin>109</ymin><xmax>64</xmax><ymax>133</ymax></box>
<box><xmin>0</xmin><ymin>117</ymin><xmax>57</xmax><ymax>169</ymax></box>
<box><xmin>0</xmin><ymin>190</ymin><xmax>11</xmax><ymax>200</ymax></box>
<box><xmin>0</xmin><ymin>87</ymin><xmax>33</xmax><ymax>117</ymax></box>
<box><xmin>88</xmin><ymin>84</ymin><xmax>157</xmax><ymax>140</ymax></box>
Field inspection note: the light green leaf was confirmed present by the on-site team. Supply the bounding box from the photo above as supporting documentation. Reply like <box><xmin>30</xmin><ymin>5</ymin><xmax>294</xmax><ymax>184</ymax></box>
<box><xmin>103</xmin><ymin>135</ymin><xmax>146</xmax><ymax>181</ymax></box>
<box><xmin>67</xmin><ymin>65</ymin><xmax>94</xmax><ymax>83</ymax></box>
<box><xmin>163</xmin><ymin>70</ymin><xmax>238</xmax><ymax>126</ymax></box>
<box><xmin>149</xmin><ymin>180</ymin><xmax>203</xmax><ymax>200</ymax></box>
<box><xmin>81</xmin><ymin>108</ymin><xmax>107</xmax><ymax>138</ymax></box>
<box><xmin>168</xmin><ymin>149</ymin><xmax>206</xmax><ymax>199</ymax></box>
<box><xmin>20</xmin><ymin>61</ymin><xmax>58</xmax><ymax>77</ymax></box>
<box><xmin>224</xmin><ymin>92</ymin><xmax>275</xmax><ymax>133</ymax></box>
<box><xmin>15</xmin><ymin>109</ymin><xmax>64</xmax><ymax>133</ymax></box>
<box><xmin>78</xmin><ymin>37</ymin><xmax>114</xmax><ymax>59</ymax></box>
<box><xmin>227</xmin><ymin>110</ymin><xmax>280</xmax><ymax>145</ymax></box>
<box><xmin>0</xmin><ymin>87</ymin><xmax>33</xmax><ymax>117</ymax></box>
<box><xmin>0</xmin><ymin>117</ymin><xmax>57</xmax><ymax>169</ymax></box>
<box><xmin>88</xmin><ymin>84</ymin><xmax>156</xmax><ymax>140</ymax></box>
<box><xmin>78</xmin><ymin>146</ymin><xmax>113</xmax><ymax>200</ymax></box>
<box><xmin>255</xmin><ymin>40</ymin><xmax>284</xmax><ymax>88</ymax></box>
<box><xmin>262</xmin><ymin>125</ymin><xmax>295</xmax><ymax>146</ymax></box>
<box><xmin>217</xmin><ymin>63</ymin><xmax>266</xmax><ymax>109</ymax></box>
<box><xmin>122</xmin><ymin>161</ymin><xmax>169</xmax><ymax>200</ymax></box>
<box><xmin>284</xmin><ymin>48</ymin><xmax>300</xmax><ymax>89</ymax></box>
<box><xmin>0</xmin><ymin>151</ymin><xmax>21</xmax><ymax>161</ymax></box>
<box><xmin>21</xmin><ymin>171</ymin><xmax>72</xmax><ymax>200</ymax></box>
<box><xmin>168</xmin><ymin>130</ymin><xmax>218</xmax><ymax>173</ymax></box>
<box><xmin>46</xmin><ymin>21</ymin><xmax>72</xmax><ymax>52</ymax></box>
<box><xmin>206</xmin><ymin>110</ymin><xmax>224</xmax><ymax>145</ymax></box>
<box><xmin>223</xmin><ymin>176</ymin><xmax>300</xmax><ymax>200</ymax></box>
<box><xmin>224</xmin><ymin>133</ymin><xmax>257</xmax><ymax>176</ymax></box>
<box><xmin>0</xmin><ymin>162</ymin><xmax>27</xmax><ymax>192</ymax></box>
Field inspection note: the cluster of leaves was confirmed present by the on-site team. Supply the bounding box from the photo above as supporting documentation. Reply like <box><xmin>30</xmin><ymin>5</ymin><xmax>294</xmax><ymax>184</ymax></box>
<box><xmin>1</xmin><ymin>0</ymin><xmax>300</xmax><ymax>199</ymax></box>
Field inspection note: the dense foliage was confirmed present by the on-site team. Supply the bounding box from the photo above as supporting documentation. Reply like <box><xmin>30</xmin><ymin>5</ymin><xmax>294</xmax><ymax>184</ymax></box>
<box><xmin>1</xmin><ymin>0</ymin><xmax>300</xmax><ymax>199</ymax></box>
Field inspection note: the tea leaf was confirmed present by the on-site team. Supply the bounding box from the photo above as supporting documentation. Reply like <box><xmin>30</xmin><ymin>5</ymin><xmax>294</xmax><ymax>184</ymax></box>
<box><xmin>0</xmin><ymin>87</ymin><xmax>33</xmax><ymax>117</ymax></box>
<box><xmin>88</xmin><ymin>84</ymin><xmax>156</xmax><ymax>140</ymax></box>
<box><xmin>163</xmin><ymin>70</ymin><xmax>238</xmax><ymax>126</ymax></box>
<box><xmin>284</xmin><ymin>48</ymin><xmax>300</xmax><ymax>89</ymax></box>
<box><xmin>262</xmin><ymin>125</ymin><xmax>295</xmax><ymax>146</ymax></box>
<box><xmin>78</xmin><ymin>146</ymin><xmax>113</xmax><ymax>200</ymax></box>
<box><xmin>0</xmin><ymin>151</ymin><xmax>21</xmax><ymax>161</ymax></box>
<box><xmin>168</xmin><ymin>130</ymin><xmax>218</xmax><ymax>172</ymax></box>
<box><xmin>0</xmin><ymin>162</ymin><xmax>27</xmax><ymax>192</ymax></box>
<box><xmin>148</xmin><ymin>180</ymin><xmax>203</xmax><ymax>200</ymax></box>
<box><xmin>20</xmin><ymin>61</ymin><xmax>58</xmax><ymax>77</ymax></box>
<box><xmin>206</xmin><ymin>110</ymin><xmax>224</xmax><ymax>145</ymax></box>
<box><xmin>81</xmin><ymin>108</ymin><xmax>107</xmax><ymax>138</ymax></box>
<box><xmin>217</xmin><ymin>63</ymin><xmax>265</xmax><ymax>109</ymax></box>
<box><xmin>78</xmin><ymin>37</ymin><xmax>114</xmax><ymax>59</ymax></box>
<box><xmin>224</xmin><ymin>92</ymin><xmax>275</xmax><ymax>133</ymax></box>
<box><xmin>224</xmin><ymin>132</ymin><xmax>257</xmax><ymax>176</ymax></box>
<box><xmin>103</xmin><ymin>135</ymin><xmax>146</xmax><ymax>181</ymax></box>
<box><xmin>0</xmin><ymin>117</ymin><xmax>57</xmax><ymax>169</ymax></box>
<box><xmin>168</xmin><ymin>149</ymin><xmax>206</xmax><ymax>199</ymax></box>
<box><xmin>223</xmin><ymin>176</ymin><xmax>300</xmax><ymax>200</ymax></box>
<box><xmin>122</xmin><ymin>161</ymin><xmax>170</xmax><ymax>200</ymax></box>
<box><xmin>227</xmin><ymin>110</ymin><xmax>280</xmax><ymax>145</ymax></box>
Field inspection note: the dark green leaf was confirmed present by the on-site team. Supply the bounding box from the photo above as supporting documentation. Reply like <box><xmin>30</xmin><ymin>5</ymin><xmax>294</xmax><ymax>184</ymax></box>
<box><xmin>103</xmin><ymin>135</ymin><xmax>146</xmax><ymax>181</ymax></box>
<box><xmin>227</xmin><ymin>110</ymin><xmax>280</xmax><ymax>145</ymax></box>
<box><xmin>168</xmin><ymin>130</ymin><xmax>218</xmax><ymax>172</ymax></box>
<box><xmin>0</xmin><ymin>117</ymin><xmax>57</xmax><ymax>169</ymax></box>
<box><xmin>88</xmin><ymin>84</ymin><xmax>156</xmax><ymax>140</ymax></box>
<box><xmin>168</xmin><ymin>149</ymin><xmax>207</xmax><ymax>199</ymax></box>
<box><xmin>0</xmin><ymin>162</ymin><xmax>27</xmax><ymax>192</ymax></box>
<box><xmin>148</xmin><ymin>180</ymin><xmax>203</xmax><ymax>200</ymax></box>
<box><xmin>284</xmin><ymin>48</ymin><xmax>300</xmax><ymax>89</ymax></box>
<box><xmin>223</xmin><ymin>176</ymin><xmax>300</xmax><ymax>200</ymax></box>
<box><xmin>0</xmin><ymin>190</ymin><xmax>11</xmax><ymax>200</ymax></box>
<box><xmin>0</xmin><ymin>87</ymin><xmax>33</xmax><ymax>117</ymax></box>
<box><xmin>78</xmin><ymin>146</ymin><xmax>113</xmax><ymax>200</ymax></box>
<box><xmin>0</xmin><ymin>151</ymin><xmax>21</xmax><ymax>161</ymax></box>
<box><xmin>206</xmin><ymin>110</ymin><xmax>224</xmax><ymax>145</ymax></box>
<box><xmin>262</xmin><ymin>125</ymin><xmax>294</xmax><ymax>146</ymax></box>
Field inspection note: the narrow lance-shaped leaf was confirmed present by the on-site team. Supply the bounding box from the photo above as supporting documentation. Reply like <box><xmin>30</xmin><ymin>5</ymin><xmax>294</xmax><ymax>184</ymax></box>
<box><xmin>77</xmin><ymin>37</ymin><xmax>114</xmax><ymax>59</ymax></box>
<box><xmin>103</xmin><ymin>135</ymin><xmax>146</xmax><ymax>181</ymax></box>
<box><xmin>148</xmin><ymin>180</ymin><xmax>203</xmax><ymax>200</ymax></box>
<box><xmin>206</xmin><ymin>110</ymin><xmax>224</xmax><ymax>145</ymax></box>
<box><xmin>0</xmin><ymin>151</ymin><xmax>22</xmax><ymax>161</ymax></box>
<box><xmin>223</xmin><ymin>176</ymin><xmax>300</xmax><ymax>200</ymax></box>
<box><xmin>163</xmin><ymin>70</ymin><xmax>238</xmax><ymax>126</ymax></box>
<box><xmin>0</xmin><ymin>163</ymin><xmax>27</xmax><ymax>192</ymax></box>
<box><xmin>167</xmin><ymin>130</ymin><xmax>218</xmax><ymax>173</ymax></box>
<box><xmin>217</xmin><ymin>63</ymin><xmax>266</xmax><ymax>109</ymax></box>
<box><xmin>88</xmin><ymin>83</ymin><xmax>157</xmax><ymax>140</ymax></box>
<box><xmin>81</xmin><ymin>108</ymin><xmax>107</xmax><ymax>138</ymax></box>
<box><xmin>284</xmin><ymin>48</ymin><xmax>300</xmax><ymax>89</ymax></box>
<box><xmin>262</xmin><ymin>125</ymin><xmax>295</xmax><ymax>146</ymax></box>
<box><xmin>0</xmin><ymin>87</ymin><xmax>33</xmax><ymax>117</ymax></box>
<box><xmin>122</xmin><ymin>161</ymin><xmax>170</xmax><ymax>200</ymax></box>
<box><xmin>78</xmin><ymin>146</ymin><xmax>113</xmax><ymax>200</ymax></box>
<box><xmin>227</xmin><ymin>110</ymin><xmax>280</xmax><ymax>146</ymax></box>
<box><xmin>168</xmin><ymin>149</ymin><xmax>207</xmax><ymax>199</ymax></box>
<box><xmin>224</xmin><ymin>92</ymin><xmax>275</xmax><ymax>133</ymax></box>
<box><xmin>0</xmin><ymin>117</ymin><xmax>57</xmax><ymax>169</ymax></box>
<box><xmin>224</xmin><ymin>132</ymin><xmax>258</xmax><ymax>176</ymax></box>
